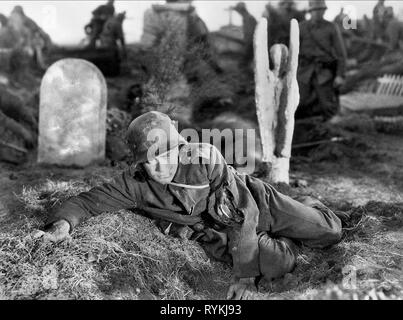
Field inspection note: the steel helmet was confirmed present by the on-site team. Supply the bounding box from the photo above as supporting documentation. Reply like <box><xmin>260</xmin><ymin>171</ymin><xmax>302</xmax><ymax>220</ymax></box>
<box><xmin>126</xmin><ymin>111</ymin><xmax>186</xmax><ymax>165</ymax></box>
<box><xmin>308</xmin><ymin>0</ymin><xmax>327</xmax><ymax>12</ymax></box>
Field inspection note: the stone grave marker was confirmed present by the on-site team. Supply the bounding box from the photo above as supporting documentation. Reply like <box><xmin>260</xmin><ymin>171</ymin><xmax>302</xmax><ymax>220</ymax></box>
<box><xmin>38</xmin><ymin>58</ymin><xmax>107</xmax><ymax>166</ymax></box>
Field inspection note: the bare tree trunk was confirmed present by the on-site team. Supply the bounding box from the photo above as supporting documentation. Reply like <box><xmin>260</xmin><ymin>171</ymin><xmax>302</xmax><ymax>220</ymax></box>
<box><xmin>254</xmin><ymin>18</ymin><xmax>300</xmax><ymax>184</ymax></box>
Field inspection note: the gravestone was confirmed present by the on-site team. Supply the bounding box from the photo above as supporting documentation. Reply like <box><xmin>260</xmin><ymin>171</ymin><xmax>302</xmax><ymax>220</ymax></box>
<box><xmin>38</xmin><ymin>58</ymin><xmax>107</xmax><ymax>166</ymax></box>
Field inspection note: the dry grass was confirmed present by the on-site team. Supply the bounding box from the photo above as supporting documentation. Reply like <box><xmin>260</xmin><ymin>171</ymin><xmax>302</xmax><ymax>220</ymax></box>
<box><xmin>0</xmin><ymin>179</ymin><xmax>231</xmax><ymax>300</ymax></box>
<box><xmin>0</xmin><ymin>175</ymin><xmax>402</xmax><ymax>300</ymax></box>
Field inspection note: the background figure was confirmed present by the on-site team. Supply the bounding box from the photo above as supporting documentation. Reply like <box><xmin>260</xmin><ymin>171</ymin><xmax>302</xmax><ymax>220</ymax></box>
<box><xmin>231</xmin><ymin>2</ymin><xmax>257</xmax><ymax>67</ymax></box>
<box><xmin>6</xmin><ymin>5</ymin><xmax>52</xmax><ymax>69</ymax></box>
<box><xmin>263</xmin><ymin>0</ymin><xmax>305</xmax><ymax>51</ymax></box>
<box><xmin>372</xmin><ymin>0</ymin><xmax>387</xmax><ymax>41</ymax></box>
<box><xmin>99</xmin><ymin>12</ymin><xmax>127</xmax><ymax>59</ymax></box>
<box><xmin>384</xmin><ymin>6</ymin><xmax>403</xmax><ymax>51</ymax></box>
<box><xmin>187</xmin><ymin>8</ymin><xmax>222</xmax><ymax>74</ymax></box>
<box><xmin>296</xmin><ymin>0</ymin><xmax>346</xmax><ymax>121</ymax></box>
<box><xmin>85</xmin><ymin>0</ymin><xmax>115</xmax><ymax>48</ymax></box>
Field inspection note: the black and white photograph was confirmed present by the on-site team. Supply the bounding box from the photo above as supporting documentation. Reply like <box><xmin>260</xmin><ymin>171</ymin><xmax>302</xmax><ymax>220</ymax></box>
<box><xmin>0</xmin><ymin>0</ymin><xmax>402</xmax><ymax>305</ymax></box>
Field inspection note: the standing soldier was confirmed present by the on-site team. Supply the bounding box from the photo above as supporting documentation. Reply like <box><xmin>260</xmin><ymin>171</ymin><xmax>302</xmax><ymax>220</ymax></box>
<box><xmin>373</xmin><ymin>0</ymin><xmax>387</xmax><ymax>41</ymax></box>
<box><xmin>99</xmin><ymin>12</ymin><xmax>127</xmax><ymax>59</ymax></box>
<box><xmin>7</xmin><ymin>5</ymin><xmax>52</xmax><ymax>69</ymax></box>
<box><xmin>230</xmin><ymin>2</ymin><xmax>257</xmax><ymax>67</ymax></box>
<box><xmin>296</xmin><ymin>0</ymin><xmax>346</xmax><ymax>120</ymax></box>
<box><xmin>85</xmin><ymin>0</ymin><xmax>116</xmax><ymax>48</ymax></box>
<box><xmin>384</xmin><ymin>6</ymin><xmax>403</xmax><ymax>51</ymax></box>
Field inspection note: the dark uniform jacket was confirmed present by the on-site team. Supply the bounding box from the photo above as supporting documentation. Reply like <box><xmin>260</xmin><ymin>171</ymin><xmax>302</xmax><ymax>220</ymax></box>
<box><xmin>386</xmin><ymin>18</ymin><xmax>403</xmax><ymax>51</ymax></box>
<box><xmin>242</xmin><ymin>12</ymin><xmax>257</xmax><ymax>47</ymax></box>
<box><xmin>299</xmin><ymin>19</ymin><xmax>346</xmax><ymax>84</ymax></box>
<box><xmin>47</xmin><ymin>143</ymin><xmax>282</xmax><ymax>279</ymax></box>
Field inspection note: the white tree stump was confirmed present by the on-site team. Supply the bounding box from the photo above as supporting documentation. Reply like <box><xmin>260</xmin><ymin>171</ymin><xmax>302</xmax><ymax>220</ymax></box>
<box><xmin>254</xmin><ymin>18</ymin><xmax>300</xmax><ymax>184</ymax></box>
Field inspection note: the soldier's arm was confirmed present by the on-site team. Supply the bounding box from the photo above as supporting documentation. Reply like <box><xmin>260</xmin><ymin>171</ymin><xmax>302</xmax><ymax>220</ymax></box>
<box><xmin>332</xmin><ymin>24</ymin><xmax>347</xmax><ymax>77</ymax></box>
<box><xmin>120</xmin><ymin>31</ymin><xmax>126</xmax><ymax>49</ymax></box>
<box><xmin>206</xmin><ymin>145</ymin><xmax>260</xmax><ymax>280</ymax></box>
<box><xmin>386</xmin><ymin>21</ymin><xmax>399</xmax><ymax>51</ymax></box>
<box><xmin>45</xmin><ymin>169</ymin><xmax>140</xmax><ymax>233</ymax></box>
<box><xmin>118</xmin><ymin>25</ymin><xmax>127</xmax><ymax>54</ymax></box>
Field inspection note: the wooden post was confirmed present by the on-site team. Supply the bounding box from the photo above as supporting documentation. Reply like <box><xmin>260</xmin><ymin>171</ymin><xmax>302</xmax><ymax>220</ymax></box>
<box><xmin>254</xmin><ymin>18</ymin><xmax>300</xmax><ymax>184</ymax></box>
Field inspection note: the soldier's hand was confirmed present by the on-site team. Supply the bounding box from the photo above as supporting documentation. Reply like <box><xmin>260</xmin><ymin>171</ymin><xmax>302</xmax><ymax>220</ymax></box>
<box><xmin>334</xmin><ymin>76</ymin><xmax>345</xmax><ymax>88</ymax></box>
<box><xmin>226</xmin><ymin>277</ymin><xmax>257</xmax><ymax>300</ymax></box>
<box><xmin>42</xmin><ymin>219</ymin><xmax>71</xmax><ymax>243</ymax></box>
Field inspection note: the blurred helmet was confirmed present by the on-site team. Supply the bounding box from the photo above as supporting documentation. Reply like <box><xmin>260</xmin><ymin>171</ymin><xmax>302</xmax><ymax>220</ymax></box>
<box><xmin>126</xmin><ymin>111</ymin><xmax>186</xmax><ymax>165</ymax></box>
<box><xmin>231</xmin><ymin>2</ymin><xmax>247</xmax><ymax>13</ymax></box>
<box><xmin>308</xmin><ymin>0</ymin><xmax>327</xmax><ymax>12</ymax></box>
<box><xmin>279</xmin><ymin>0</ymin><xmax>296</xmax><ymax>9</ymax></box>
<box><xmin>12</xmin><ymin>6</ymin><xmax>24</xmax><ymax>15</ymax></box>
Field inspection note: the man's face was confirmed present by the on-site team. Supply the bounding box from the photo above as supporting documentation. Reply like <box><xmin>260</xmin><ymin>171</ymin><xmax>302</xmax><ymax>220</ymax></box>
<box><xmin>143</xmin><ymin>147</ymin><xmax>180</xmax><ymax>185</ymax></box>
<box><xmin>311</xmin><ymin>9</ymin><xmax>326</xmax><ymax>21</ymax></box>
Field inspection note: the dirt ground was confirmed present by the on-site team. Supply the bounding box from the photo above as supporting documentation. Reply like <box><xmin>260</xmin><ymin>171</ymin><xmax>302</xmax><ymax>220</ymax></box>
<box><xmin>0</xmin><ymin>128</ymin><xmax>402</xmax><ymax>300</ymax></box>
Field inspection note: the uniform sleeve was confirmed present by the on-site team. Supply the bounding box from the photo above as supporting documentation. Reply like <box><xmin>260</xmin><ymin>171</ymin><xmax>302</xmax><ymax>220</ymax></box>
<box><xmin>332</xmin><ymin>24</ymin><xmax>347</xmax><ymax>77</ymax></box>
<box><xmin>206</xmin><ymin>145</ymin><xmax>261</xmax><ymax>279</ymax></box>
<box><xmin>386</xmin><ymin>21</ymin><xmax>399</xmax><ymax>51</ymax></box>
<box><xmin>243</xmin><ymin>16</ymin><xmax>257</xmax><ymax>46</ymax></box>
<box><xmin>118</xmin><ymin>25</ymin><xmax>126</xmax><ymax>49</ymax></box>
<box><xmin>45</xmin><ymin>170</ymin><xmax>139</xmax><ymax>231</ymax></box>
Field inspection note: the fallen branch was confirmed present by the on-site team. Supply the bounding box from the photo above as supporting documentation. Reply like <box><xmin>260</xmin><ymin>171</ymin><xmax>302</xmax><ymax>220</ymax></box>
<box><xmin>0</xmin><ymin>139</ymin><xmax>28</xmax><ymax>153</ymax></box>
<box><xmin>348</xmin><ymin>35</ymin><xmax>389</xmax><ymax>49</ymax></box>
<box><xmin>292</xmin><ymin>137</ymin><xmax>346</xmax><ymax>149</ymax></box>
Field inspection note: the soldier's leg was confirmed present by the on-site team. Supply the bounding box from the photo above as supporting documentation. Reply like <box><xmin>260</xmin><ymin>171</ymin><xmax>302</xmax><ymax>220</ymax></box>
<box><xmin>313</xmin><ymin>76</ymin><xmax>339</xmax><ymax>120</ymax></box>
<box><xmin>241</xmin><ymin>41</ymin><xmax>254</xmax><ymax>67</ymax></box>
<box><xmin>295</xmin><ymin>78</ymin><xmax>318</xmax><ymax>119</ymax></box>
<box><xmin>258</xmin><ymin>232</ymin><xmax>299</xmax><ymax>280</ymax></box>
<box><xmin>265</xmin><ymin>183</ymin><xmax>342</xmax><ymax>248</ymax></box>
